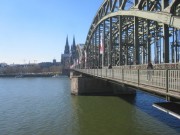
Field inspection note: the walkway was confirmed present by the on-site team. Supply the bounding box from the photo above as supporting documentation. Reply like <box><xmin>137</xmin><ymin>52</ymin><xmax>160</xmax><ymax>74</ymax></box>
<box><xmin>75</xmin><ymin>68</ymin><xmax>180</xmax><ymax>100</ymax></box>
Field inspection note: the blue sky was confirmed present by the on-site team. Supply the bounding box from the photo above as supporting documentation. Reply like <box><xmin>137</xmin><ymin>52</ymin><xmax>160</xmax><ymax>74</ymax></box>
<box><xmin>0</xmin><ymin>0</ymin><xmax>103</xmax><ymax>64</ymax></box>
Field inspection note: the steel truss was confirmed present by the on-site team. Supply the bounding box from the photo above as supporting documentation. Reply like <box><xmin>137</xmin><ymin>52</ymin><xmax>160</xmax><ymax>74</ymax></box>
<box><xmin>84</xmin><ymin>0</ymin><xmax>180</xmax><ymax>68</ymax></box>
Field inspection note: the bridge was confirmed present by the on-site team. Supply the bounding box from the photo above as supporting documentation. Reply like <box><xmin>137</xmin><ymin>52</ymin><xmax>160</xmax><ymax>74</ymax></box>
<box><xmin>74</xmin><ymin>66</ymin><xmax>180</xmax><ymax>100</ymax></box>
<box><xmin>70</xmin><ymin>0</ymin><xmax>180</xmax><ymax>117</ymax></box>
<box><xmin>82</xmin><ymin>0</ymin><xmax>180</xmax><ymax>68</ymax></box>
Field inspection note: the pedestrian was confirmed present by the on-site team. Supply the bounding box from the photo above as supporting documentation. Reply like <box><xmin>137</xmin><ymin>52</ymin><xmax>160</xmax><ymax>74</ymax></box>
<box><xmin>108</xmin><ymin>64</ymin><xmax>112</xmax><ymax>69</ymax></box>
<box><xmin>147</xmin><ymin>61</ymin><xmax>153</xmax><ymax>81</ymax></box>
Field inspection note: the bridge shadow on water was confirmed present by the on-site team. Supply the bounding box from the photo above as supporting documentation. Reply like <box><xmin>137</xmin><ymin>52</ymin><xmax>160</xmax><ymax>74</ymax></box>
<box><xmin>118</xmin><ymin>90</ymin><xmax>180</xmax><ymax>132</ymax></box>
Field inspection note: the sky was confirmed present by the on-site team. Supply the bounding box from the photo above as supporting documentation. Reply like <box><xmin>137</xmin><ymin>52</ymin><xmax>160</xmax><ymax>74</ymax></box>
<box><xmin>0</xmin><ymin>0</ymin><xmax>103</xmax><ymax>64</ymax></box>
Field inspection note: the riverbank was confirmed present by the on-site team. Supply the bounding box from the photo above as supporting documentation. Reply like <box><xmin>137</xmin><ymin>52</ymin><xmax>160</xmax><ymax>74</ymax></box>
<box><xmin>0</xmin><ymin>73</ymin><xmax>61</xmax><ymax>77</ymax></box>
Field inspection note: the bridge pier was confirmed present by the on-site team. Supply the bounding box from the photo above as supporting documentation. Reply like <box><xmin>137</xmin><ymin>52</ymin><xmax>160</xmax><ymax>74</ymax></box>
<box><xmin>70</xmin><ymin>71</ymin><xmax>136</xmax><ymax>96</ymax></box>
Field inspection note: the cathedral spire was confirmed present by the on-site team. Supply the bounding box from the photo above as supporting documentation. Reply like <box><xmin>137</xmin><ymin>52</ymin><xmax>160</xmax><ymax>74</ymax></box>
<box><xmin>73</xmin><ymin>35</ymin><xmax>76</xmax><ymax>47</ymax></box>
<box><xmin>71</xmin><ymin>35</ymin><xmax>77</xmax><ymax>60</ymax></box>
<box><xmin>64</xmin><ymin>35</ymin><xmax>70</xmax><ymax>54</ymax></box>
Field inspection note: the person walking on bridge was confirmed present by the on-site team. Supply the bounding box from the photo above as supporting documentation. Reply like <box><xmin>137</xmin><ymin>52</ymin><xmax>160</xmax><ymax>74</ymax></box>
<box><xmin>147</xmin><ymin>61</ymin><xmax>153</xmax><ymax>81</ymax></box>
<box><xmin>108</xmin><ymin>64</ymin><xmax>112</xmax><ymax>69</ymax></box>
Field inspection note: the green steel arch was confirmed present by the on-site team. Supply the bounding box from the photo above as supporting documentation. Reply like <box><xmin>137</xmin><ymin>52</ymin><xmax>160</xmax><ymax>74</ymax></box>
<box><xmin>85</xmin><ymin>0</ymin><xmax>180</xmax><ymax>68</ymax></box>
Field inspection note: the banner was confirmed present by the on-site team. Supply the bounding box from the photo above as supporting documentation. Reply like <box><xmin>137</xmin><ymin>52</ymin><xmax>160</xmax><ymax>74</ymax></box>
<box><xmin>100</xmin><ymin>33</ymin><xmax>104</xmax><ymax>54</ymax></box>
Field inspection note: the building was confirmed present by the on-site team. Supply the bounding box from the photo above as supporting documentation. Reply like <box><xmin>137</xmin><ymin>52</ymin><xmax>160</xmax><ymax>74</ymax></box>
<box><xmin>61</xmin><ymin>36</ymin><xmax>71</xmax><ymax>69</ymax></box>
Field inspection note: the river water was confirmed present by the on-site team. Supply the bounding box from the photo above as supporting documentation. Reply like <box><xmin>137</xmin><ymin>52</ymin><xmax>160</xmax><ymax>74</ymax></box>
<box><xmin>0</xmin><ymin>77</ymin><xmax>179</xmax><ymax>135</ymax></box>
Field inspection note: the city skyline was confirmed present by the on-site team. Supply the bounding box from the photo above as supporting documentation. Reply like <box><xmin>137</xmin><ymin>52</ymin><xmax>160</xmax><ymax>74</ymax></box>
<box><xmin>0</xmin><ymin>0</ymin><xmax>103</xmax><ymax>64</ymax></box>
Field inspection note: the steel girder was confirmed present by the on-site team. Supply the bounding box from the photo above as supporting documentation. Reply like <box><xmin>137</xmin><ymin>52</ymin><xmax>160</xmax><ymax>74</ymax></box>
<box><xmin>85</xmin><ymin>0</ymin><xmax>180</xmax><ymax>68</ymax></box>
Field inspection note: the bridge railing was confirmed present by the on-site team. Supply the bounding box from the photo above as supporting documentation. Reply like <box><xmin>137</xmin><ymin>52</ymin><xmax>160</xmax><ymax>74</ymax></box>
<box><xmin>75</xmin><ymin>68</ymin><xmax>180</xmax><ymax>97</ymax></box>
<box><xmin>139</xmin><ymin>70</ymin><xmax>167</xmax><ymax>91</ymax></box>
<box><xmin>124</xmin><ymin>69</ymin><xmax>138</xmax><ymax>84</ymax></box>
<box><xmin>168</xmin><ymin>70</ymin><xmax>180</xmax><ymax>93</ymax></box>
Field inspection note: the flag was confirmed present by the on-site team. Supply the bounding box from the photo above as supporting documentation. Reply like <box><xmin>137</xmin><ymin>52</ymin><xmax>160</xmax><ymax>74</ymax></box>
<box><xmin>84</xmin><ymin>50</ymin><xmax>87</xmax><ymax>62</ymax></box>
<box><xmin>100</xmin><ymin>33</ymin><xmax>104</xmax><ymax>54</ymax></box>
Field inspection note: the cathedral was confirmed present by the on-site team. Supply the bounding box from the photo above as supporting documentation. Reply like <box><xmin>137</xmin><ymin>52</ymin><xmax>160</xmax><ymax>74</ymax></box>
<box><xmin>61</xmin><ymin>36</ymin><xmax>77</xmax><ymax>69</ymax></box>
<box><xmin>61</xmin><ymin>36</ymin><xmax>71</xmax><ymax>69</ymax></box>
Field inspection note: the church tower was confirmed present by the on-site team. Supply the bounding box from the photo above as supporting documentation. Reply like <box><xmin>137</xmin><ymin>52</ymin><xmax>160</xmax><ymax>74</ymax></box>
<box><xmin>61</xmin><ymin>36</ymin><xmax>70</xmax><ymax>69</ymax></box>
<box><xmin>71</xmin><ymin>36</ymin><xmax>76</xmax><ymax>59</ymax></box>
<box><xmin>64</xmin><ymin>36</ymin><xmax>70</xmax><ymax>54</ymax></box>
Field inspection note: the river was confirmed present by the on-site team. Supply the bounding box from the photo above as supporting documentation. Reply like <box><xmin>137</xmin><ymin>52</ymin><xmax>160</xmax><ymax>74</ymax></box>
<box><xmin>0</xmin><ymin>77</ymin><xmax>179</xmax><ymax>135</ymax></box>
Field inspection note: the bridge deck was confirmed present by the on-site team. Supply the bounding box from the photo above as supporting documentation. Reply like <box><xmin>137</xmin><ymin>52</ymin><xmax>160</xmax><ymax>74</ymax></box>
<box><xmin>75</xmin><ymin>68</ymin><xmax>180</xmax><ymax>100</ymax></box>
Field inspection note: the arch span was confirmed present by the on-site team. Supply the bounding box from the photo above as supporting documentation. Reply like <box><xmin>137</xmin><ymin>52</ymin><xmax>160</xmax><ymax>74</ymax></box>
<box><xmin>85</xmin><ymin>0</ymin><xmax>180</xmax><ymax>68</ymax></box>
